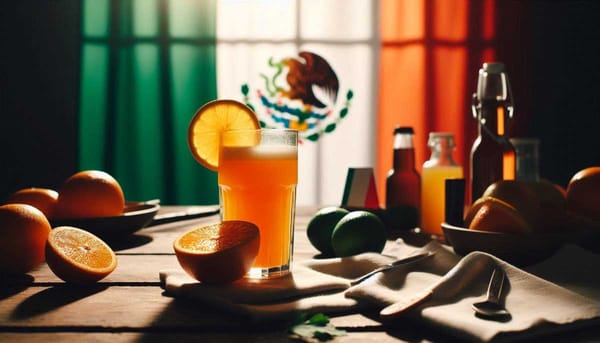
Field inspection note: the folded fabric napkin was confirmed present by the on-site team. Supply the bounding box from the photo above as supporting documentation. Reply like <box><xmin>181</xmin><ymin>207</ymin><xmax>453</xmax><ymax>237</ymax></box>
<box><xmin>160</xmin><ymin>262</ymin><xmax>358</xmax><ymax>321</ymax></box>
<box><xmin>160</xmin><ymin>241</ymin><xmax>600</xmax><ymax>341</ymax></box>
<box><xmin>348</xmin><ymin>246</ymin><xmax>600</xmax><ymax>342</ymax></box>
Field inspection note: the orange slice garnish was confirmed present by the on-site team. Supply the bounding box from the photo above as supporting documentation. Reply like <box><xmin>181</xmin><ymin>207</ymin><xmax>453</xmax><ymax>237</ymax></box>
<box><xmin>187</xmin><ymin>99</ymin><xmax>260</xmax><ymax>171</ymax></box>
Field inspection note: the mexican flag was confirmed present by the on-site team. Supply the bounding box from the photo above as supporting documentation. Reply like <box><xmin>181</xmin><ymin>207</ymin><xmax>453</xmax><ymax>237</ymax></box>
<box><xmin>79</xmin><ymin>0</ymin><xmax>498</xmax><ymax>206</ymax></box>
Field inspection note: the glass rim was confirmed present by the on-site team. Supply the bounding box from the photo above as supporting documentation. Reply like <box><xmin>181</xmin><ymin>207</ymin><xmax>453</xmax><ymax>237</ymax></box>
<box><xmin>221</xmin><ymin>128</ymin><xmax>298</xmax><ymax>136</ymax></box>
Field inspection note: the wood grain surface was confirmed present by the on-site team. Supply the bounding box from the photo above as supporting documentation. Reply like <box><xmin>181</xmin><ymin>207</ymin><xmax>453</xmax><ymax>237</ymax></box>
<box><xmin>1</xmin><ymin>206</ymin><xmax>598</xmax><ymax>343</ymax></box>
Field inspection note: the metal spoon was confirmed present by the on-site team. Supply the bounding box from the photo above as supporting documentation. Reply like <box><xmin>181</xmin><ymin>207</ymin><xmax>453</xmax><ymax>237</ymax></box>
<box><xmin>350</xmin><ymin>251</ymin><xmax>434</xmax><ymax>286</ymax></box>
<box><xmin>472</xmin><ymin>268</ymin><xmax>510</xmax><ymax>319</ymax></box>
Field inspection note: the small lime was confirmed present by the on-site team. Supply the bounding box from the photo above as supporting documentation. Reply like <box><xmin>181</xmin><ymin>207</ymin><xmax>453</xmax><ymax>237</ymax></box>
<box><xmin>306</xmin><ymin>207</ymin><xmax>349</xmax><ymax>256</ymax></box>
<box><xmin>331</xmin><ymin>211</ymin><xmax>387</xmax><ymax>257</ymax></box>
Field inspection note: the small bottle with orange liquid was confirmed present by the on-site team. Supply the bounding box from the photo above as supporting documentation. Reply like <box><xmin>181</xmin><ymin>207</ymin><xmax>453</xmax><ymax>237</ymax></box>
<box><xmin>421</xmin><ymin>132</ymin><xmax>463</xmax><ymax>237</ymax></box>
<box><xmin>386</xmin><ymin>126</ymin><xmax>420</xmax><ymax>231</ymax></box>
<box><xmin>470</xmin><ymin>62</ymin><xmax>516</xmax><ymax>203</ymax></box>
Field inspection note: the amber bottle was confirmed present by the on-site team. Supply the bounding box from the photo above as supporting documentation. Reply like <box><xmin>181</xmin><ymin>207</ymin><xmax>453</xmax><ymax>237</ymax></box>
<box><xmin>386</xmin><ymin>126</ymin><xmax>420</xmax><ymax>230</ymax></box>
<box><xmin>470</xmin><ymin>62</ymin><xmax>516</xmax><ymax>203</ymax></box>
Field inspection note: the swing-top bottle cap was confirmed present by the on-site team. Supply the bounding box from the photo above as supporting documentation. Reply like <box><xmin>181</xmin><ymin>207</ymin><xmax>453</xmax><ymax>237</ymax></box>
<box><xmin>477</xmin><ymin>62</ymin><xmax>510</xmax><ymax>101</ymax></box>
<box><xmin>394</xmin><ymin>126</ymin><xmax>414</xmax><ymax>135</ymax></box>
<box><xmin>482</xmin><ymin>62</ymin><xmax>505</xmax><ymax>74</ymax></box>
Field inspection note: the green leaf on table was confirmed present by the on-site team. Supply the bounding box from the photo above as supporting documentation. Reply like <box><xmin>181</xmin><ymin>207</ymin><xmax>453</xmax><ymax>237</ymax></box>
<box><xmin>307</xmin><ymin>313</ymin><xmax>329</xmax><ymax>326</ymax></box>
<box><xmin>290</xmin><ymin>313</ymin><xmax>346</xmax><ymax>342</ymax></box>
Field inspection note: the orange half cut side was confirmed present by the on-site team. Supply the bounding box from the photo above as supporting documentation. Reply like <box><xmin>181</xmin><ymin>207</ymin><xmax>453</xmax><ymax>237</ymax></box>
<box><xmin>45</xmin><ymin>226</ymin><xmax>117</xmax><ymax>283</ymax></box>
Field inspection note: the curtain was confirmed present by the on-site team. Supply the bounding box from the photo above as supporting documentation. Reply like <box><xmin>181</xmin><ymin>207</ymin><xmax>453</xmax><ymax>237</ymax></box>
<box><xmin>80</xmin><ymin>0</ymin><xmax>378</xmax><ymax>206</ymax></box>
<box><xmin>377</xmin><ymin>0</ymin><xmax>498</xmax><ymax>201</ymax></box>
<box><xmin>80</xmin><ymin>0</ymin><xmax>508</xmax><ymax>206</ymax></box>
<box><xmin>79</xmin><ymin>0</ymin><xmax>218</xmax><ymax>205</ymax></box>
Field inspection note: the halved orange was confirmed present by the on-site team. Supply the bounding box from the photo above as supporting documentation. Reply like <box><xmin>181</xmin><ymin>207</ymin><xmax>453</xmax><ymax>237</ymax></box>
<box><xmin>45</xmin><ymin>226</ymin><xmax>117</xmax><ymax>283</ymax></box>
<box><xmin>187</xmin><ymin>99</ymin><xmax>260</xmax><ymax>171</ymax></box>
<box><xmin>173</xmin><ymin>221</ymin><xmax>260</xmax><ymax>284</ymax></box>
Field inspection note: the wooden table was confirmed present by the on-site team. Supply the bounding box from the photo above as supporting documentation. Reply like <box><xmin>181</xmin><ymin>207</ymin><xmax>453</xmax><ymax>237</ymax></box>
<box><xmin>1</xmin><ymin>206</ymin><xmax>598</xmax><ymax>342</ymax></box>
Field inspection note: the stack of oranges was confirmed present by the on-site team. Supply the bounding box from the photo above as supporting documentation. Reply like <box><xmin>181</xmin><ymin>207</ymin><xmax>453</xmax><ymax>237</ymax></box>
<box><xmin>0</xmin><ymin>170</ymin><xmax>121</xmax><ymax>282</ymax></box>
<box><xmin>465</xmin><ymin>167</ymin><xmax>600</xmax><ymax>234</ymax></box>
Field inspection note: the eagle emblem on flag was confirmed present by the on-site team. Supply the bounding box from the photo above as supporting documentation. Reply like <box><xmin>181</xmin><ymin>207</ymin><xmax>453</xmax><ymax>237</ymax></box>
<box><xmin>241</xmin><ymin>51</ymin><xmax>353</xmax><ymax>142</ymax></box>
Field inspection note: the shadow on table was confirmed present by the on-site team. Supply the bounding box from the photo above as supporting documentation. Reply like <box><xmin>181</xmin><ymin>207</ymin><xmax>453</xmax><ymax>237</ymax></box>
<box><xmin>136</xmin><ymin>297</ymin><xmax>292</xmax><ymax>342</ymax></box>
<box><xmin>0</xmin><ymin>273</ymin><xmax>34</xmax><ymax>301</ymax></box>
<box><xmin>107</xmin><ymin>234</ymin><xmax>153</xmax><ymax>251</ymax></box>
<box><xmin>356</xmin><ymin>311</ymin><xmax>461</xmax><ymax>343</ymax></box>
<box><xmin>10</xmin><ymin>283</ymin><xmax>108</xmax><ymax>320</ymax></box>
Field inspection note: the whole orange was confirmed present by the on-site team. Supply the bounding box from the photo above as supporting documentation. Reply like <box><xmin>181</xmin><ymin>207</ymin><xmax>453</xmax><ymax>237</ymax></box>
<box><xmin>6</xmin><ymin>187</ymin><xmax>59</xmax><ymax>219</ymax></box>
<box><xmin>482</xmin><ymin>180</ymin><xmax>541</xmax><ymax>230</ymax></box>
<box><xmin>468</xmin><ymin>197</ymin><xmax>531</xmax><ymax>234</ymax></box>
<box><xmin>54</xmin><ymin>170</ymin><xmax>125</xmax><ymax>219</ymax></box>
<box><xmin>0</xmin><ymin>204</ymin><xmax>52</xmax><ymax>274</ymax></box>
<box><xmin>566</xmin><ymin>167</ymin><xmax>600</xmax><ymax>221</ymax></box>
<box><xmin>525</xmin><ymin>179</ymin><xmax>568</xmax><ymax>231</ymax></box>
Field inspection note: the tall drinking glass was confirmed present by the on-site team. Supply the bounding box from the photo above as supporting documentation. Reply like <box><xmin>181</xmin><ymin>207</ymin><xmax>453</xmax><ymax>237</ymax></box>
<box><xmin>510</xmin><ymin>138</ymin><xmax>540</xmax><ymax>181</ymax></box>
<box><xmin>218</xmin><ymin>129</ymin><xmax>298</xmax><ymax>279</ymax></box>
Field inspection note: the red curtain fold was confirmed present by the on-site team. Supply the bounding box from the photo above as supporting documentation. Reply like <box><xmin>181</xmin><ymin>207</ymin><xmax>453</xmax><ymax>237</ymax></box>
<box><xmin>377</xmin><ymin>0</ymin><xmax>530</xmax><ymax>204</ymax></box>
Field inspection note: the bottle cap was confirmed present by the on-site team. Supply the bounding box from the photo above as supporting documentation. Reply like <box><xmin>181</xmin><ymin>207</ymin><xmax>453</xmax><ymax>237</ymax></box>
<box><xmin>482</xmin><ymin>62</ymin><xmax>505</xmax><ymax>74</ymax></box>
<box><xmin>428</xmin><ymin>132</ymin><xmax>455</xmax><ymax>148</ymax></box>
<box><xmin>477</xmin><ymin>62</ymin><xmax>510</xmax><ymax>101</ymax></box>
<box><xmin>428</xmin><ymin>132</ymin><xmax>454</xmax><ymax>139</ymax></box>
<box><xmin>394</xmin><ymin>126</ymin><xmax>414</xmax><ymax>135</ymax></box>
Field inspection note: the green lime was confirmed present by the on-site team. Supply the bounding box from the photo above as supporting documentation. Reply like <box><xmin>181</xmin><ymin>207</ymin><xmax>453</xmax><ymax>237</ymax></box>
<box><xmin>306</xmin><ymin>207</ymin><xmax>349</xmax><ymax>256</ymax></box>
<box><xmin>331</xmin><ymin>211</ymin><xmax>387</xmax><ymax>257</ymax></box>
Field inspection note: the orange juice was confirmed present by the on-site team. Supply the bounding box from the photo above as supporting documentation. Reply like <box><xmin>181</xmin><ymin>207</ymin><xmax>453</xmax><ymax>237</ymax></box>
<box><xmin>219</xmin><ymin>131</ymin><xmax>297</xmax><ymax>278</ymax></box>
<box><xmin>421</xmin><ymin>165</ymin><xmax>463</xmax><ymax>236</ymax></box>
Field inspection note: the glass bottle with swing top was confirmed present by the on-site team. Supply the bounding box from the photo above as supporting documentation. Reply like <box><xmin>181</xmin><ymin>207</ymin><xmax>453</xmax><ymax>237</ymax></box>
<box><xmin>470</xmin><ymin>62</ymin><xmax>516</xmax><ymax>203</ymax></box>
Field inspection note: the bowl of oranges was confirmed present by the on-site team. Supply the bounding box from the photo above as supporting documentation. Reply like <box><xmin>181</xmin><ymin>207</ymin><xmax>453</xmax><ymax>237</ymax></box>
<box><xmin>1</xmin><ymin>170</ymin><xmax>150</xmax><ymax>282</ymax></box>
<box><xmin>6</xmin><ymin>170</ymin><xmax>159</xmax><ymax>240</ymax></box>
<box><xmin>443</xmin><ymin>167</ymin><xmax>600</xmax><ymax>266</ymax></box>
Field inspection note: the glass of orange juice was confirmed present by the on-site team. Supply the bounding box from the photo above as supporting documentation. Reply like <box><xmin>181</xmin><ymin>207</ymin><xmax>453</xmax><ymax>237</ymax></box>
<box><xmin>218</xmin><ymin>129</ymin><xmax>298</xmax><ymax>279</ymax></box>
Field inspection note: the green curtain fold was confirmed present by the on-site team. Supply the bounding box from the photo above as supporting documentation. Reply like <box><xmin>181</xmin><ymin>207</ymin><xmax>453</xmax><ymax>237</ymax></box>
<box><xmin>79</xmin><ymin>0</ymin><xmax>218</xmax><ymax>205</ymax></box>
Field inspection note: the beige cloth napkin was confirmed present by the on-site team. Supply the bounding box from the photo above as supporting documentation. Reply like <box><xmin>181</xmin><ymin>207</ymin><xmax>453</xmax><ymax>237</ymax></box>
<box><xmin>160</xmin><ymin>260</ymin><xmax>360</xmax><ymax>321</ymax></box>
<box><xmin>347</xmin><ymin>244</ymin><xmax>600</xmax><ymax>342</ymax></box>
<box><xmin>160</xmin><ymin>241</ymin><xmax>600</xmax><ymax>341</ymax></box>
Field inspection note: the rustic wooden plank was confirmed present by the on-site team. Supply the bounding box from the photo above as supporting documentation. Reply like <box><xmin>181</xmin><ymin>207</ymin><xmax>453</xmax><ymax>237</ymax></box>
<box><xmin>3</xmin><ymin>327</ymin><xmax>600</xmax><ymax>343</ymax></box>
<box><xmin>25</xmin><ymin>255</ymin><xmax>179</xmax><ymax>284</ymax></box>
<box><xmin>108</xmin><ymin>205</ymin><xmax>317</xmax><ymax>256</ymax></box>
<box><xmin>0</xmin><ymin>286</ymin><xmax>386</xmax><ymax>332</ymax></box>
<box><xmin>107</xmin><ymin>208</ymin><xmax>319</xmax><ymax>258</ymax></box>
<box><xmin>0</xmin><ymin>331</ymin><xmax>416</xmax><ymax>343</ymax></box>
<box><xmin>26</xmin><ymin>246</ymin><xmax>319</xmax><ymax>285</ymax></box>
<box><xmin>0</xmin><ymin>286</ymin><xmax>234</xmax><ymax>329</ymax></box>
<box><xmin>17</xmin><ymin>219</ymin><xmax>319</xmax><ymax>285</ymax></box>
<box><xmin>111</xmin><ymin>216</ymin><xmax>221</xmax><ymax>254</ymax></box>
<box><xmin>3</xmin><ymin>206</ymin><xmax>453</xmax><ymax>342</ymax></box>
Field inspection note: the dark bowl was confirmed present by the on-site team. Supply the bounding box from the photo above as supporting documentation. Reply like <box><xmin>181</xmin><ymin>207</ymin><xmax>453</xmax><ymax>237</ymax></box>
<box><xmin>51</xmin><ymin>202</ymin><xmax>160</xmax><ymax>240</ymax></box>
<box><xmin>441</xmin><ymin>222</ymin><xmax>567</xmax><ymax>266</ymax></box>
